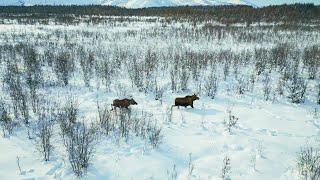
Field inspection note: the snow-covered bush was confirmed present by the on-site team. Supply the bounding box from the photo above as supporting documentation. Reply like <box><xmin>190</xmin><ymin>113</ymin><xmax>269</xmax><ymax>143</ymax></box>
<box><xmin>236</xmin><ymin>75</ymin><xmax>249</xmax><ymax>95</ymax></box>
<box><xmin>58</xmin><ymin>98</ymin><xmax>79</xmax><ymax>139</ymax></box>
<box><xmin>148</xmin><ymin>122</ymin><xmax>162</xmax><ymax>148</ymax></box>
<box><xmin>24</xmin><ymin>47</ymin><xmax>43</xmax><ymax>113</ymax></box>
<box><xmin>170</xmin><ymin>68</ymin><xmax>177</xmax><ymax>92</ymax></box>
<box><xmin>63</xmin><ymin>122</ymin><xmax>97</xmax><ymax>177</ymax></box>
<box><xmin>97</xmin><ymin>102</ymin><xmax>113</xmax><ymax>135</ymax></box>
<box><xmin>179</xmin><ymin>66</ymin><xmax>190</xmax><ymax>92</ymax></box>
<box><xmin>287</xmin><ymin>74</ymin><xmax>308</xmax><ymax>104</ymax></box>
<box><xmin>117</xmin><ymin>108</ymin><xmax>131</xmax><ymax>139</ymax></box>
<box><xmin>54</xmin><ymin>52</ymin><xmax>74</xmax><ymax>86</ymax></box>
<box><xmin>262</xmin><ymin>72</ymin><xmax>272</xmax><ymax>101</ymax></box>
<box><xmin>79</xmin><ymin>49</ymin><xmax>94</xmax><ymax>87</ymax></box>
<box><xmin>224</xmin><ymin>110</ymin><xmax>239</xmax><ymax>134</ymax></box>
<box><xmin>187</xmin><ymin>153</ymin><xmax>195</xmax><ymax>180</ymax></box>
<box><xmin>254</xmin><ymin>48</ymin><xmax>268</xmax><ymax>76</ymax></box>
<box><xmin>167</xmin><ymin>164</ymin><xmax>178</xmax><ymax>180</ymax></box>
<box><xmin>155</xmin><ymin>84</ymin><xmax>164</xmax><ymax>102</ymax></box>
<box><xmin>297</xmin><ymin>146</ymin><xmax>320</xmax><ymax>180</ymax></box>
<box><xmin>270</xmin><ymin>43</ymin><xmax>291</xmax><ymax>71</ymax></box>
<box><xmin>205</xmin><ymin>70</ymin><xmax>218</xmax><ymax>99</ymax></box>
<box><xmin>221</xmin><ymin>155</ymin><xmax>231</xmax><ymax>180</ymax></box>
<box><xmin>0</xmin><ymin>101</ymin><xmax>16</xmax><ymax>137</ymax></box>
<box><xmin>317</xmin><ymin>84</ymin><xmax>320</xmax><ymax>105</ymax></box>
<box><xmin>3</xmin><ymin>62</ymin><xmax>29</xmax><ymax>124</ymax></box>
<box><xmin>303</xmin><ymin>45</ymin><xmax>320</xmax><ymax>80</ymax></box>
<box><xmin>128</xmin><ymin>58</ymin><xmax>144</xmax><ymax>91</ymax></box>
<box><xmin>34</xmin><ymin>112</ymin><xmax>54</xmax><ymax>161</ymax></box>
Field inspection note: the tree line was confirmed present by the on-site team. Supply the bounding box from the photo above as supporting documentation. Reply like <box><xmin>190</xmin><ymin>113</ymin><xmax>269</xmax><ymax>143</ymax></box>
<box><xmin>0</xmin><ymin>4</ymin><xmax>319</xmax><ymax>24</ymax></box>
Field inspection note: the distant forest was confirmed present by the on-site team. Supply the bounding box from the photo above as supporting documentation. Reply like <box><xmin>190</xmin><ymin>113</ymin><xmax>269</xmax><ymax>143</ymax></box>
<box><xmin>0</xmin><ymin>4</ymin><xmax>319</xmax><ymax>24</ymax></box>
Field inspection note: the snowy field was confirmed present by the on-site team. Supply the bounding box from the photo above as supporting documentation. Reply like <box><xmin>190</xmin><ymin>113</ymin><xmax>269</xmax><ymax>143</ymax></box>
<box><xmin>0</xmin><ymin>17</ymin><xmax>319</xmax><ymax>180</ymax></box>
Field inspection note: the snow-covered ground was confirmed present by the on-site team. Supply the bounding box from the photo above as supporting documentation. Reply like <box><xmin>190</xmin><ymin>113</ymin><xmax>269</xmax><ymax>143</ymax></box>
<box><xmin>0</xmin><ymin>17</ymin><xmax>319</xmax><ymax>179</ymax></box>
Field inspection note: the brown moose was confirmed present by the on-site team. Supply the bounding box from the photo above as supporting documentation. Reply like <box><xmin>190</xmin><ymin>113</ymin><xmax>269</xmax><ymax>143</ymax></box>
<box><xmin>112</xmin><ymin>98</ymin><xmax>138</xmax><ymax>110</ymax></box>
<box><xmin>173</xmin><ymin>94</ymin><xmax>199</xmax><ymax>108</ymax></box>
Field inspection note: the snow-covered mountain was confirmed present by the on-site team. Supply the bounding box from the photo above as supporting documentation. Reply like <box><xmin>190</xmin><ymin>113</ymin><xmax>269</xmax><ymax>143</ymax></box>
<box><xmin>0</xmin><ymin>0</ymin><xmax>319</xmax><ymax>8</ymax></box>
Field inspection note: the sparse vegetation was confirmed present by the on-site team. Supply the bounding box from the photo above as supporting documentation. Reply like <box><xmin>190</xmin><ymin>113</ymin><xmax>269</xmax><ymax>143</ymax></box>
<box><xmin>297</xmin><ymin>146</ymin><xmax>320</xmax><ymax>180</ymax></box>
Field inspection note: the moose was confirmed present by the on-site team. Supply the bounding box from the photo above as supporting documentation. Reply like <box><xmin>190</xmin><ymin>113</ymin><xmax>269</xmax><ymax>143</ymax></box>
<box><xmin>112</xmin><ymin>98</ymin><xmax>138</xmax><ymax>110</ymax></box>
<box><xmin>173</xmin><ymin>94</ymin><xmax>200</xmax><ymax>108</ymax></box>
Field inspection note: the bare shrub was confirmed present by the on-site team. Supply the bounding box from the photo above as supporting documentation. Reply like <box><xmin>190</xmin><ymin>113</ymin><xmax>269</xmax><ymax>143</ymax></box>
<box><xmin>221</xmin><ymin>155</ymin><xmax>231</xmax><ymax>180</ymax></box>
<box><xmin>297</xmin><ymin>146</ymin><xmax>320</xmax><ymax>180</ymax></box>
<box><xmin>262</xmin><ymin>72</ymin><xmax>272</xmax><ymax>101</ymax></box>
<box><xmin>0</xmin><ymin>101</ymin><xmax>17</xmax><ymax>137</ymax></box>
<box><xmin>254</xmin><ymin>48</ymin><xmax>268</xmax><ymax>75</ymax></box>
<box><xmin>34</xmin><ymin>112</ymin><xmax>54</xmax><ymax>161</ymax></box>
<box><xmin>63</xmin><ymin>121</ymin><xmax>97</xmax><ymax>177</ymax></box>
<box><xmin>3</xmin><ymin>62</ymin><xmax>29</xmax><ymax>124</ymax></box>
<box><xmin>167</xmin><ymin>164</ymin><xmax>178</xmax><ymax>180</ymax></box>
<box><xmin>128</xmin><ymin>58</ymin><xmax>144</xmax><ymax>91</ymax></box>
<box><xmin>170</xmin><ymin>68</ymin><xmax>177</xmax><ymax>92</ymax></box>
<box><xmin>117</xmin><ymin>108</ymin><xmax>131</xmax><ymax>140</ymax></box>
<box><xmin>224</xmin><ymin>110</ymin><xmax>239</xmax><ymax>134</ymax></box>
<box><xmin>155</xmin><ymin>84</ymin><xmax>164</xmax><ymax>103</ymax></box>
<box><xmin>179</xmin><ymin>66</ymin><xmax>189</xmax><ymax>91</ymax></box>
<box><xmin>80</xmin><ymin>50</ymin><xmax>94</xmax><ymax>87</ymax></box>
<box><xmin>105</xmin><ymin>109</ymin><xmax>163</xmax><ymax>148</ymax></box>
<box><xmin>165</xmin><ymin>106</ymin><xmax>173</xmax><ymax>123</ymax></box>
<box><xmin>303</xmin><ymin>45</ymin><xmax>320</xmax><ymax>80</ymax></box>
<box><xmin>317</xmin><ymin>84</ymin><xmax>320</xmax><ymax>105</ymax></box>
<box><xmin>24</xmin><ymin>47</ymin><xmax>43</xmax><ymax>113</ymax></box>
<box><xmin>249</xmin><ymin>72</ymin><xmax>256</xmax><ymax>92</ymax></box>
<box><xmin>271</xmin><ymin>43</ymin><xmax>291</xmax><ymax>71</ymax></box>
<box><xmin>287</xmin><ymin>73</ymin><xmax>308</xmax><ymax>104</ymax></box>
<box><xmin>276</xmin><ymin>75</ymin><xmax>286</xmax><ymax>96</ymax></box>
<box><xmin>115</xmin><ymin>84</ymin><xmax>129</xmax><ymax>98</ymax></box>
<box><xmin>99</xmin><ymin>60</ymin><xmax>115</xmax><ymax>91</ymax></box>
<box><xmin>97</xmin><ymin>102</ymin><xmax>112</xmax><ymax>135</ymax></box>
<box><xmin>205</xmin><ymin>70</ymin><xmax>218</xmax><ymax>99</ymax></box>
<box><xmin>58</xmin><ymin>98</ymin><xmax>78</xmax><ymax>138</ymax></box>
<box><xmin>236</xmin><ymin>75</ymin><xmax>248</xmax><ymax>95</ymax></box>
<box><xmin>187</xmin><ymin>153</ymin><xmax>195</xmax><ymax>180</ymax></box>
<box><xmin>148</xmin><ymin>121</ymin><xmax>163</xmax><ymax>148</ymax></box>
<box><xmin>220</xmin><ymin>51</ymin><xmax>232</xmax><ymax>80</ymax></box>
<box><xmin>54</xmin><ymin>52</ymin><xmax>74</xmax><ymax>86</ymax></box>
